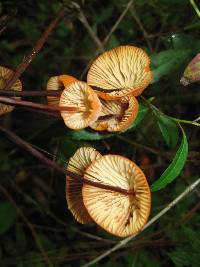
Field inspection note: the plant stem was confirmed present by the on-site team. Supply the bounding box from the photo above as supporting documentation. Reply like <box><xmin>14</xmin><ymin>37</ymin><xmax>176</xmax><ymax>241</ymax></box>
<box><xmin>3</xmin><ymin>8</ymin><xmax>65</xmax><ymax>91</ymax></box>
<box><xmin>190</xmin><ymin>0</ymin><xmax>200</xmax><ymax>18</ymax></box>
<box><xmin>0</xmin><ymin>96</ymin><xmax>77</xmax><ymax>113</ymax></box>
<box><xmin>0</xmin><ymin>89</ymin><xmax>62</xmax><ymax>97</ymax></box>
<box><xmin>166</xmin><ymin>115</ymin><xmax>200</xmax><ymax>127</ymax></box>
<box><xmin>0</xmin><ymin>126</ymin><xmax>134</xmax><ymax>196</ymax></box>
<box><xmin>141</xmin><ymin>96</ymin><xmax>200</xmax><ymax>127</ymax></box>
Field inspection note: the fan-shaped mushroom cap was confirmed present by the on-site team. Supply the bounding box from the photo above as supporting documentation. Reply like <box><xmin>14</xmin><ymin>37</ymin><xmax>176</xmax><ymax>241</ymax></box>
<box><xmin>59</xmin><ymin>81</ymin><xmax>102</xmax><ymax>130</ymax></box>
<box><xmin>87</xmin><ymin>45</ymin><xmax>152</xmax><ymax>100</ymax></box>
<box><xmin>66</xmin><ymin>147</ymin><xmax>102</xmax><ymax>224</ymax></box>
<box><xmin>82</xmin><ymin>155</ymin><xmax>151</xmax><ymax>237</ymax></box>
<box><xmin>0</xmin><ymin>66</ymin><xmax>22</xmax><ymax>115</ymax></box>
<box><xmin>46</xmin><ymin>75</ymin><xmax>78</xmax><ymax>105</ymax></box>
<box><xmin>90</xmin><ymin>95</ymin><xmax>139</xmax><ymax>132</ymax></box>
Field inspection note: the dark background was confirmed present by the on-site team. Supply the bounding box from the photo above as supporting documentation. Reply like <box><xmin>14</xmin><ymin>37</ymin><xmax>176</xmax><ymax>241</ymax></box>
<box><xmin>0</xmin><ymin>0</ymin><xmax>200</xmax><ymax>266</ymax></box>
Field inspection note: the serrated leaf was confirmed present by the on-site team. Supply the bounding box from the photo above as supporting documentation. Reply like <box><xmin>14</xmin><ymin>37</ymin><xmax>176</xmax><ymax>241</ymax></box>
<box><xmin>0</xmin><ymin>202</ymin><xmax>17</xmax><ymax>234</ymax></box>
<box><xmin>151</xmin><ymin>128</ymin><xmax>188</xmax><ymax>192</ymax></box>
<box><xmin>68</xmin><ymin>104</ymin><xmax>148</xmax><ymax>141</ymax></box>
<box><xmin>156</xmin><ymin>115</ymin><xmax>179</xmax><ymax>148</ymax></box>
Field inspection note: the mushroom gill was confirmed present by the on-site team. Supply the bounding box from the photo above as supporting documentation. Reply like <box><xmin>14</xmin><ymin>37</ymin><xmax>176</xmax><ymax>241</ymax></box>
<box><xmin>90</xmin><ymin>95</ymin><xmax>139</xmax><ymax>132</ymax></box>
<box><xmin>87</xmin><ymin>45</ymin><xmax>152</xmax><ymax>100</ymax></box>
<box><xmin>66</xmin><ymin>147</ymin><xmax>102</xmax><ymax>224</ymax></box>
<box><xmin>82</xmin><ymin>154</ymin><xmax>151</xmax><ymax>237</ymax></box>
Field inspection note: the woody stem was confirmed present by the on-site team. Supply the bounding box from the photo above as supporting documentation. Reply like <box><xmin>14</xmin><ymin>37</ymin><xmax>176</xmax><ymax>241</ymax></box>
<box><xmin>0</xmin><ymin>89</ymin><xmax>62</xmax><ymax>97</ymax></box>
<box><xmin>2</xmin><ymin>8</ymin><xmax>65</xmax><ymax>91</ymax></box>
<box><xmin>0</xmin><ymin>125</ymin><xmax>133</xmax><ymax>196</ymax></box>
<box><xmin>0</xmin><ymin>96</ymin><xmax>77</xmax><ymax>113</ymax></box>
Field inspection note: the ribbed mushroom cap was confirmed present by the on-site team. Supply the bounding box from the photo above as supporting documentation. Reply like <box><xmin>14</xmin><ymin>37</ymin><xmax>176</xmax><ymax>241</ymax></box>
<box><xmin>66</xmin><ymin>147</ymin><xmax>102</xmax><ymax>224</ymax></box>
<box><xmin>87</xmin><ymin>45</ymin><xmax>152</xmax><ymax>100</ymax></box>
<box><xmin>59</xmin><ymin>81</ymin><xmax>102</xmax><ymax>130</ymax></box>
<box><xmin>46</xmin><ymin>75</ymin><xmax>77</xmax><ymax>105</ymax></box>
<box><xmin>90</xmin><ymin>95</ymin><xmax>139</xmax><ymax>132</ymax></box>
<box><xmin>82</xmin><ymin>155</ymin><xmax>151</xmax><ymax>237</ymax></box>
<box><xmin>0</xmin><ymin>66</ymin><xmax>22</xmax><ymax>115</ymax></box>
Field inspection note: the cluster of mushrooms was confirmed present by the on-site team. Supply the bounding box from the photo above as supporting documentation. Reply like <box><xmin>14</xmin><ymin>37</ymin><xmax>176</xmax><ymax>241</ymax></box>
<box><xmin>47</xmin><ymin>45</ymin><xmax>152</xmax><ymax>132</ymax></box>
<box><xmin>66</xmin><ymin>146</ymin><xmax>151</xmax><ymax>237</ymax></box>
<box><xmin>0</xmin><ymin>45</ymin><xmax>152</xmax><ymax>133</ymax></box>
<box><xmin>0</xmin><ymin>45</ymin><xmax>153</xmax><ymax>237</ymax></box>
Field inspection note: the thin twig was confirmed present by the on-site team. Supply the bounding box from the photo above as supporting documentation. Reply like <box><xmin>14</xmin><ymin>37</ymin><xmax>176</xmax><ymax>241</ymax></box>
<box><xmin>0</xmin><ymin>184</ymin><xmax>52</xmax><ymax>267</ymax></box>
<box><xmin>78</xmin><ymin>9</ymin><xmax>104</xmax><ymax>51</ymax></box>
<box><xmin>117</xmin><ymin>135</ymin><xmax>170</xmax><ymax>159</ymax></box>
<box><xmin>0</xmin><ymin>125</ymin><xmax>135</xmax><ymax>196</ymax></box>
<box><xmin>0</xmin><ymin>89</ymin><xmax>62</xmax><ymax>97</ymax></box>
<box><xmin>129</xmin><ymin>7</ymin><xmax>153</xmax><ymax>52</ymax></box>
<box><xmin>103</xmin><ymin>0</ymin><xmax>134</xmax><ymax>44</ymax></box>
<box><xmin>0</xmin><ymin>96</ymin><xmax>77</xmax><ymax>113</ymax></box>
<box><xmin>80</xmin><ymin>0</ymin><xmax>134</xmax><ymax>78</ymax></box>
<box><xmin>81</xmin><ymin>178</ymin><xmax>200</xmax><ymax>267</ymax></box>
<box><xmin>3</xmin><ymin>8</ymin><xmax>65</xmax><ymax>91</ymax></box>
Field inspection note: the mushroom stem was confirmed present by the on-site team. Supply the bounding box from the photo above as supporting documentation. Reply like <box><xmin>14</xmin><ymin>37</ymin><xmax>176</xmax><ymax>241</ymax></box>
<box><xmin>0</xmin><ymin>89</ymin><xmax>62</xmax><ymax>97</ymax></box>
<box><xmin>0</xmin><ymin>96</ymin><xmax>79</xmax><ymax>113</ymax></box>
<box><xmin>0</xmin><ymin>125</ymin><xmax>134</xmax><ymax>196</ymax></box>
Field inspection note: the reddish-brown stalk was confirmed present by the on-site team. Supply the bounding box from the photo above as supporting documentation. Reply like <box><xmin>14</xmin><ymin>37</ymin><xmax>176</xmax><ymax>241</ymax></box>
<box><xmin>0</xmin><ymin>89</ymin><xmax>62</xmax><ymax>97</ymax></box>
<box><xmin>0</xmin><ymin>96</ymin><xmax>79</xmax><ymax>113</ymax></box>
<box><xmin>3</xmin><ymin>8</ymin><xmax>65</xmax><ymax>91</ymax></box>
<box><xmin>0</xmin><ymin>125</ymin><xmax>134</xmax><ymax>196</ymax></box>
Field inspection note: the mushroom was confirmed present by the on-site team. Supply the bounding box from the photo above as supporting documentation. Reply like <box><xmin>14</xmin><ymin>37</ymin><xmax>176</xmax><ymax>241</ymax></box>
<box><xmin>0</xmin><ymin>66</ymin><xmax>22</xmax><ymax>115</ymax></box>
<box><xmin>66</xmin><ymin>147</ymin><xmax>102</xmax><ymax>224</ymax></box>
<box><xmin>46</xmin><ymin>74</ymin><xmax>77</xmax><ymax>105</ymax></box>
<box><xmin>59</xmin><ymin>81</ymin><xmax>102</xmax><ymax>130</ymax></box>
<box><xmin>90</xmin><ymin>95</ymin><xmax>139</xmax><ymax>132</ymax></box>
<box><xmin>82</xmin><ymin>155</ymin><xmax>151</xmax><ymax>237</ymax></box>
<box><xmin>87</xmin><ymin>45</ymin><xmax>152</xmax><ymax>100</ymax></box>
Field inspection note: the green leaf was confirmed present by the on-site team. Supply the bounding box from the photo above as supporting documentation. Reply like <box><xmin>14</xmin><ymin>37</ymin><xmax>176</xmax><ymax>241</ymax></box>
<box><xmin>156</xmin><ymin>114</ymin><xmax>179</xmax><ymax>148</ymax></box>
<box><xmin>151</xmin><ymin>49</ymin><xmax>192</xmax><ymax>83</ymax></box>
<box><xmin>0</xmin><ymin>202</ymin><xmax>17</xmax><ymax>234</ymax></box>
<box><xmin>68</xmin><ymin>104</ymin><xmax>148</xmax><ymax>141</ymax></box>
<box><xmin>151</xmin><ymin>128</ymin><xmax>188</xmax><ymax>192</ymax></box>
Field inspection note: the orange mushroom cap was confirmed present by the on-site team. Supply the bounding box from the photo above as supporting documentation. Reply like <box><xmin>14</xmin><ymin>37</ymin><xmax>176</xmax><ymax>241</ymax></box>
<box><xmin>66</xmin><ymin>147</ymin><xmax>102</xmax><ymax>224</ymax></box>
<box><xmin>87</xmin><ymin>45</ymin><xmax>152</xmax><ymax>100</ymax></box>
<box><xmin>82</xmin><ymin>155</ymin><xmax>151</xmax><ymax>237</ymax></box>
<box><xmin>0</xmin><ymin>66</ymin><xmax>22</xmax><ymax>116</ymax></box>
<box><xmin>46</xmin><ymin>75</ymin><xmax>78</xmax><ymax>105</ymax></box>
<box><xmin>59</xmin><ymin>81</ymin><xmax>102</xmax><ymax>130</ymax></box>
<box><xmin>90</xmin><ymin>95</ymin><xmax>139</xmax><ymax>132</ymax></box>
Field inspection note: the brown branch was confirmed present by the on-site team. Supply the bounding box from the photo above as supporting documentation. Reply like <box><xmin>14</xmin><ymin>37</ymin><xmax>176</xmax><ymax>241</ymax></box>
<box><xmin>0</xmin><ymin>89</ymin><xmax>62</xmax><ymax>97</ymax></box>
<box><xmin>3</xmin><ymin>8</ymin><xmax>65</xmax><ymax>91</ymax></box>
<box><xmin>0</xmin><ymin>96</ymin><xmax>78</xmax><ymax>113</ymax></box>
<box><xmin>129</xmin><ymin>7</ymin><xmax>153</xmax><ymax>52</ymax></box>
<box><xmin>80</xmin><ymin>0</ymin><xmax>134</xmax><ymax>78</ymax></box>
<box><xmin>78</xmin><ymin>9</ymin><xmax>104</xmax><ymax>52</ymax></box>
<box><xmin>0</xmin><ymin>125</ymin><xmax>134</xmax><ymax>196</ymax></box>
